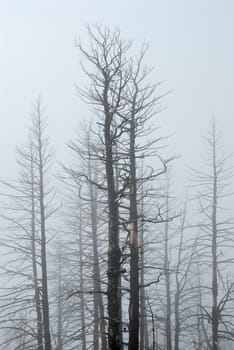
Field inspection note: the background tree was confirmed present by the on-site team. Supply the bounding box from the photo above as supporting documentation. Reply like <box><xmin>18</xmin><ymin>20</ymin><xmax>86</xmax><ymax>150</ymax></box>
<box><xmin>191</xmin><ymin>119</ymin><xmax>234</xmax><ymax>349</ymax></box>
<box><xmin>0</xmin><ymin>98</ymin><xmax>55</xmax><ymax>350</ymax></box>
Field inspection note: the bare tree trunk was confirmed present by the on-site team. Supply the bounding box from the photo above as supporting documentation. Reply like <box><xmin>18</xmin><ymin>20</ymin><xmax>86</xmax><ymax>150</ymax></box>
<box><xmin>139</xmin><ymin>168</ymin><xmax>148</xmax><ymax>350</ymax></box>
<box><xmin>89</xmin><ymin>181</ymin><xmax>107</xmax><ymax>350</ymax></box>
<box><xmin>93</xmin><ymin>293</ymin><xmax>99</xmax><ymax>350</ymax></box>
<box><xmin>174</xmin><ymin>290</ymin><xmax>179</xmax><ymax>350</ymax></box>
<box><xmin>90</xmin><ymin>178</ymin><xmax>99</xmax><ymax>350</ymax></box>
<box><xmin>114</xmin><ymin>140</ymin><xmax>123</xmax><ymax>349</ymax></box>
<box><xmin>211</xmin><ymin>124</ymin><xmax>218</xmax><ymax>350</ymax></box>
<box><xmin>40</xmin><ymin>177</ymin><xmax>51</xmax><ymax>350</ymax></box>
<box><xmin>105</xmin><ymin>114</ymin><xmax>122</xmax><ymax>349</ymax></box>
<box><xmin>139</xmin><ymin>236</ymin><xmax>149</xmax><ymax>350</ymax></box>
<box><xmin>164</xmin><ymin>190</ymin><xmax>172</xmax><ymax>350</ymax></box>
<box><xmin>30</xmin><ymin>145</ymin><xmax>44</xmax><ymax>350</ymax></box>
<box><xmin>128</xmin><ymin>92</ymin><xmax>139</xmax><ymax>350</ymax></box>
<box><xmin>79</xmin><ymin>202</ymin><xmax>87</xmax><ymax>350</ymax></box>
<box><xmin>174</xmin><ymin>208</ymin><xmax>185</xmax><ymax>350</ymax></box>
<box><xmin>139</xmin><ymin>238</ymin><xmax>146</xmax><ymax>350</ymax></box>
<box><xmin>87</xmin><ymin>139</ymin><xmax>108</xmax><ymax>350</ymax></box>
<box><xmin>197</xmin><ymin>268</ymin><xmax>203</xmax><ymax>350</ymax></box>
<box><xmin>36</xmin><ymin>105</ymin><xmax>52</xmax><ymax>350</ymax></box>
<box><xmin>147</xmin><ymin>296</ymin><xmax>156</xmax><ymax>350</ymax></box>
<box><xmin>57</xmin><ymin>242</ymin><xmax>63</xmax><ymax>350</ymax></box>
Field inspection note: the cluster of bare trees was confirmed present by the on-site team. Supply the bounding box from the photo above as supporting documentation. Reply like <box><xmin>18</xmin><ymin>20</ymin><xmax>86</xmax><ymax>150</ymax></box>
<box><xmin>0</xmin><ymin>101</ymin><xmax>54</xmax><ymax>349</ymax></box>
<box><xmin>0</xmin><ymin>25</ymin><xmax>234</xmax><ymax>350</ymax></box>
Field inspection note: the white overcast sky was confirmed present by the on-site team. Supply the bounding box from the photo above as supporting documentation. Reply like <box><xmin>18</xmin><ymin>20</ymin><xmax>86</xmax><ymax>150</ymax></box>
<box><xmin>0</xmin><ymin>0</ymin><xmax>234</xmax><ymax>187</ymax></box>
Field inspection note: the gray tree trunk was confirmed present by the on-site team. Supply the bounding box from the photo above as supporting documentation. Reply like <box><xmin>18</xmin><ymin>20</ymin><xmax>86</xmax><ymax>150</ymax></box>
<box><xmin>30</xmin><ymin>145</ymin><xmax>44</xmax><ymax>350</ymax></box>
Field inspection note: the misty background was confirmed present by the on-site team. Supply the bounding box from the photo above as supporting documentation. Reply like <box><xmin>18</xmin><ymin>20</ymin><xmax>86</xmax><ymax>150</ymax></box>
<box><xmin>1</xmin><ymin>2</ymin><xmax>234</xmax><ymax>350</ymax></box>
<box><xmin>1</xmin><ymin>0</ymin><xmax>234</xmax><ymax>187</ymax></box>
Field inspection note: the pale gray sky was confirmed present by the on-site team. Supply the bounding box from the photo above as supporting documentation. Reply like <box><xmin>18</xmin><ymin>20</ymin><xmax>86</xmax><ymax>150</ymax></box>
<box><xmin>0</xmin><ymin>0</ymin><xmax>234</xmax><ymax>186</ymax></box>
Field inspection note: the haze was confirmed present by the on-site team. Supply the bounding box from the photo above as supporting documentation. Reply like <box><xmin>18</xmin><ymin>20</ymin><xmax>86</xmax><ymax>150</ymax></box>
<box><xmin>1</xmin><ymin>0</ymin><xmax>234</xmax><ymax>181</ymax></box>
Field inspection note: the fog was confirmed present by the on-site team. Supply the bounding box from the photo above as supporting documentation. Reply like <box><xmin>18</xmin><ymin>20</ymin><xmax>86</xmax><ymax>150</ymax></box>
<box><xmin>0</xmin><ymin>1</ymin><xmax>234</xmax><ymax>349</ymax></box>
<box><xmin>1</xmin><ymin>1</ymin><xmax>234</xmax><ymax>179</ymax></box>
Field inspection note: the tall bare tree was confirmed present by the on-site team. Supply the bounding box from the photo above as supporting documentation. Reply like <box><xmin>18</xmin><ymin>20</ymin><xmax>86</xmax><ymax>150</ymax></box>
<box><xmin>0</xmin><ymin>98</ymin><xmax>54</xmax><ymax>350</ymax></box>
<box><xmin>192</xmin><ymin>119</ymin><xmax>234</xmax><ymax>349</ymax></box>
<box><xmin>73</xmin><ymin>25</ymin><xmax>170</xmax><ymax>350</ymax></box>
<box><xmin>30</xmin><ymin>99</ymin><xmax>53</xmax><ymax>350</ymax></box>
<box><xmin>77</xmin><ymin>25</ymin><xmax>132</xmax><ymax>350</ymax></box>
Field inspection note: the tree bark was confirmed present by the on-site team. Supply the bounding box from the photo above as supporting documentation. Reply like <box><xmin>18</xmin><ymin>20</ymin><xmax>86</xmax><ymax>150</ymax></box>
<box><xmin>211</xmin><ymin>124</ymin><xmax>218</xmax><ymax>350</ymax></box>
<box><xmin>104</xmin><ymin>99</ymin><xmax>122</xmax><ymax>350</ymax></box>
<box><xmin>36</xmin><ymin>104</ymin><xmax>52</xmax><ymax>350</ymax></box>
<box><xmin>30</xmin><ymin>145</ymin><xmax>44</xmax><ymax>350</ymax></box>
<box><xmin>57</xmin><ymin>242</ymin><xmax>63</xmax><ymax>350</ymax></box>
<box><xmin>128</xmin><ymin>84</ymin><xmax>139</xmax><ymax>350</ymax></box>
<box><xmin>79</xmin><ymin>201</ymin><xmax>87</xmax><ymax>350</ymax></box>
<box><xmin>88</xmin><ymin>172</ymin><xmax>107</xmax><ymax>350</ymax></box>
<box><xmin>164</xmin><ymin>190</ymin><xmax>172</xmax><ymax>350</ymax></box>
<box><xmin>139</xmin><ymin>193</ymin><xmax>149</xmax><ymax>350</ymax></box>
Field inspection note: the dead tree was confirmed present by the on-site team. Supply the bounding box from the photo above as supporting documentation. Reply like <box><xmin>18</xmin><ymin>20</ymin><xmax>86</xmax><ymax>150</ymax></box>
<box><xmin>0</xmin><ymin>142</ymin><xmax>44</xmax><ymax>350</ymax></box>
<box><xmin>164</xmin><ymin>181</ymin><xmax>172</xmax><ymax>350</ymax></box>
<box><xmin>0</xmin><ymin>98</ymin><xmax>55</xmax><ymax>350</ymax></box>
<box><xmin>174</xmin><ymin>203</ymin><xmax>197</xmax><ymax>350</ymax></box>
<box><xmin>56</xmin><ymin>241</ymin><xmax>64</xmax><ymax>350</ymax></box>
<box><xmin>76</xmin><ymin>25</ymin><xmax>132</xmax><ymax>350</ymax></box>
<box><xmin>87</xmin><ymin>148</ymin><xmax>108</xmax><ymax>350</ymax></box>
<box><xmin>74</xmin><ymin>25</ymin><xmax>170</xmax><ymax>350</ymax></box>
<box><xmin>63</xmin><ymin>121</ymin><xmax>108</xmax><ymax>349</ymax></box>
<box><xmin>29</xmin><ymin>142</ymin><xmax>44</xmax><ymax>350</ymax></box>
<box><xmin>191</xmin><ymin>119</ymin><xmax>234</xmax><ymax>349</ymax></box>
<box><xmin>30</xmin><ymin>98</ymin><xmax>53</xmax><ymax>350</ymax></box>
<box><xmin>139</xmin><ymin>169</ymin><xmax>149</xmax><ymax>350</ymax></box>
<box><xmin>118</xmin><ymin>44</ymin><xmax>170</xmax><ymax>350</ymax></box>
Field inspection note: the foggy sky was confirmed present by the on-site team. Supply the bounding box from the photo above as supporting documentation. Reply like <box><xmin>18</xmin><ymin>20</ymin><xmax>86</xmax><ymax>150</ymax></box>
<box><xmin>1</xmin><ymin>0</ymin><xmax>234</xmax><ymax>189</ymax></box>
